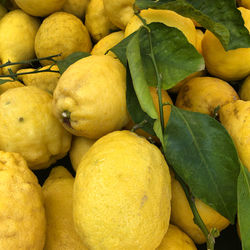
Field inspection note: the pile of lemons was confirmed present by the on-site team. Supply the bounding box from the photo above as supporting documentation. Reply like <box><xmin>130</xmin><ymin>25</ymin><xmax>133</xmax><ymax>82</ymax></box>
<box><xmin>0</xmin><ymin>0</ymin><xmax>249</xmax><ymax>249</ymax></box>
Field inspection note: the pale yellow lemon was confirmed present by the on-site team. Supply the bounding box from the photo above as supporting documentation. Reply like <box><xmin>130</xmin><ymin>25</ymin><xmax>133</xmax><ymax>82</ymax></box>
<box><xmin>62</xmin><ymin>0</ymin><xmax>89</xmax><ymax>19</ymax></box>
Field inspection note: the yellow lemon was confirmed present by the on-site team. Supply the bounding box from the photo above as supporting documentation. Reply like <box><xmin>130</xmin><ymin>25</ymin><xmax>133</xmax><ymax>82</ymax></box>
<box><xmin>53</xmin><ymin>55</ymin><xmax>129</xmax><ymax>139</ymax></box>
<box><xmin>85</xmin><ymin>0</ymin><xmax>117</xmax><ymax>42</ymax></box>
<box><xmin>0</xmin><ymin>151</ymin><xmax>46</xmax><ymax>250</ymax></box>
<box><xmin>195</xmin><ymin>29</ymin><xmax>204</xmax><ymax>55</ymax></box>
<box><xmin>15</xmin><ymin>0</ymin><xmax>66</xmax><ymax>17</ymax></box>
<box><xmin>103</xmin><ymin>0</ymin><xmax>135</xmax><ymax>29</ymax></box>
<box><xmin>73</xmin><ymin>130</ymin><xmax>171</xmax><ymax>250</ymax></box>
<box><xmin>0</xmin><ymin>86</ymin><xmax>72</xmax><ymax>170</ymax></box>
<box><xmin>91</xmin><ymin>31</ymin><xmax>125</xmax><ymax>57</ymax></box>
<box><xmin>157</xmin><ymin>224</ymin><xmax>197</xmax><ymax>250</ymax></box>
<box><xmin>17</xmin><ymin>65</ymin><xmax>60</xmax><ymax>94</ymax></box>
<box><xmin>239</xmin><ymin>75</ymin><xmax>250</xmax><ymax>100</ymax></box>
<box><xmin>35</xmin><ymin>12</ymin><xmax>92</xmax><ymax>65</ymax></box>
<box><xmin>62</xmin><ymin>0</ymin><xmax>89</xmax><ymax>19</ymax></box>
<box><xmin>0</xmin><ymin>78</ymin><xmax>23</xmax><ymax>94</ymax></box>
<box><xmin>219</xmin><ymin>100</ymin><xmax>250</xmax><ymax>171</ymax></box>
<box><xmin>170</xmin><ymin>173</ymin><xmax>230</xmax><ymax>244</ymax></box>
<box><xmin>175</xmin><ymin>76</ymin><xmax>239</xmax><ymax>116</ymax></box>
<box><xmin>70</xmin><ymin>136</ymin><xmax>95</xmax><ymax>171</ymax></box>
<box><xmin>43</xmin><ymin>166</ymin><xmax>88</xmax><ymax>250</ymax></box>
<box><xmin>0</xmin><ymin>9</ymin><xmax>40</xmax><ymax>74</ymax></box>
<box><xmin>202</xmin><ymin>7</ymin><xmax>250</xmax><ymax>81</ymax></box>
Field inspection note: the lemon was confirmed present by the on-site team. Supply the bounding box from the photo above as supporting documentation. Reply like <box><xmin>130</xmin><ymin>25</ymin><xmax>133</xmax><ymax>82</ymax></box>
<box><xmin>15</xmin><ymin>0</ymin><xmax>66</xmax><ymax>17</ymax></box>
<box><xmin>70</xmin><ymin>136</ymin><xmax>95</xmax><ymax>171</ymax></box>
<box><xmin>175</xmin><ymin>76</ymin><xmax>239</xmax><ymax>116</ymax></box>
<box><xmin>43</xmin><ymin>166</ymin><xmax>87</xmax><ymax>250</ymax></box>
<box><xmin>0</xmin><ymin>151</ymin><xmax>46</xmax><ymax>249</ymax></box>
<box><xmin>0</xmin><ymin>9</ymin><xmax>40</xmax><ymax>74</ymax></box>
<box><xmin>0</xmin><ymin>86</ymin><xmax>72</xmax><ymax>170</ymax></box>
<box><xmin>237</xmin><ymin>0</ymin><xmax>250</xmax><ymax>9</ymax></box>
<box><xmin>85</xmin><ymin>0</ymin><xmax>117</xmax><ymax>42</ymax></box>
<box><xmin>239</xmin><ymin>75</ymin><xmax>250</xmax><ymax>100</ymax></box>
<box><xmin>73</xmin><ymin>130</ymin><xmax>171</xmax><ymax>250</ymax></box>
<box><xmin>53</xmin><ymin>55</ymin><xmax>129</xmax><ymax>139</ymax></box>
<box><xmin>219</xmin><ymin>100</ymin><xmax>250</xmax><ymax>171</ymax></box>
<box><xmin>157</xmin><ymin>224</ymin><xmax>197</xmax><ymax>250</ymax></box>
<box><xmin>170</xmin><ymin>173</ymin><xmax>230</xmax><ymax>244</ymax></box>
<box><xmin>103</xmin><ymin>0</ymin><xmax>135</xmax><ymax>29</ymax></box>
<box><xmin>125</xmin><ymin>9</ymin><xmax>197</xmax><ymax>48</ymax></box>
<box><xmin>202</xmin><ymin>7</ymin><xmax>250</xmax><ymax>81</ymax></box>
<box><xmin>17</xmin><ymin>65</ymin><xmax>60</xmax><ymax>94</ymax></box>
<box><xmin>195</xmin><ymin>29</ymin><xmax>204</xmax><ymax>55</ymax></box>
<box><xmin>0</xmin><ymin>78</ymin><xmax>23</xmax><ymax>94</ymax></box>
<box><xmin>91</xmin><ymin>31</ymin><xmax>125</xmax><ymax>57</ymax></box>
<box><xmin>62</xmin><ymin>0</ymin><xmax>89</xmax><ymax>19</ymax></box>
<box><xmin>35</xmin><ymin>12</ymin><xmax>92</xmax><ymax>65</ymax></box>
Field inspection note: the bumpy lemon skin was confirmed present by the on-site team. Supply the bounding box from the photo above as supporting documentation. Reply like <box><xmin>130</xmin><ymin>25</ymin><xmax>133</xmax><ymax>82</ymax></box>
<box><xmin>53</xmin><ymin>55</ymin><xmax>129</xmax><ymax>139</ymax></box>
<box><xmin>91</xmin><ymin>31</ymin><xmax>125</xmax><ymax>57</ymax></box>
<box><xmin>62</xmin><ymin>0</ymin><xmax>89</xmax><ymax>19</ymax></box>
<box><xmin>43</xmin><ymin>166</ymin><xmax>88</xmax><ymax>250</ymax></box>
<box><xmin>85</xmin><ymin>0</ymin><xmax>117</xmax><ymax>42</ymax></box>
<box><xmin>103</xmin><ymin>0</ymin><xmax>135</xmax><ymax>29</ymax></box>
<box><xmin>202</xmin><ymin>7</ymin><xmax>250</xmax><ymax>81</ymax></box>
<box><xmin>175</xmin><ymin>76</ymin><xmax>239</xmax><ymax>116</ymax></box>
<box><xmin>219</xmin><ymin>100</ymin><xmax>250</xmax><ymax>171</ymax></box>
<box><xmin>0</xmin><ymin>9</ymin><xmax>40</xmax><ymax>74</ymax></box>
<box><xmin>170</xmin><ymin>174</ymin><xmax>230</xmax><ymax>244</ymax></box>
<box><xmin>0</xmin><ymin>151</ymin><xmax>46</xmax><ymax>250</ymax></box>
<box><xmin>15</xmin><ymin>0</ymin><xmax>66</xmax><ymax>17</ymax></box>
<box><xmin>70</xmin><ymin>136</ymin><xmax>95</xmax><ymax>171</ymax></box>
<box><xmin>157</xmin><ymin>224</ymin><xmax>197</xmax><ymax>250</ymax></box>
<box><xmin>35</xmin><ymin>12</ymin><xmax>92</xmax><ymax>65</ymax></box>
<box><xmin>73</xmin><ymin>130</ymin><xmax>172</xmax><ymax>250</ymax></box>
<box><xmin>0</xmin><ymin>86</ymin><xmax>72</xmax><ymax>170</ymax></box>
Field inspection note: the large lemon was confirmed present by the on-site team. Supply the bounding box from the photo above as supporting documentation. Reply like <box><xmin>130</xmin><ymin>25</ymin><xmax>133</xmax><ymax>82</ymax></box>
<box><xmin>73</xmin><ymin>130</ymin><xmax>171</xmax><ymax>250</ymax></box>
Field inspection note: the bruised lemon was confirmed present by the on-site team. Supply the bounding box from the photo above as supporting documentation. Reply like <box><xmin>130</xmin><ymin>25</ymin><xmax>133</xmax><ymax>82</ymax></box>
<box><xmin>73</xmin><ymin>130</ymin><xmax>171</xmax><ymax>250</ymax></box>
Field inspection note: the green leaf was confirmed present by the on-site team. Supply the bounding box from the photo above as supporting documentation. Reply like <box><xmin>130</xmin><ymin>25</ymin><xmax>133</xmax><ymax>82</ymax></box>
<box><xmin>56</xmin><ymin>52</ymin><xmax>90</xmax><ymax>74</ymax></box>
<box><xmin>0</xmin><ymin>79</ymin><xmax>13</xmax><ymax>85</ymax></box>
<box><xmin>237</xmin><ymin>163</ymin><xmax>250</xmax><ymax>250</ymax></box>
<box><xmin>135</xmin><ymin>0</ymin><xmax>250</xmax><ymax>50</ymax></box>
<box><xmin>126</xmin><ymin>28</ymin><xmax>158</xmax><ymax>119</ymax></box>
<box><xmin>126</xmin><ymin>65</ymin><xmax>156</xmax><ymax>136</ymax></box>
<box><xmin>164</xmin><ymin>105</ymin><xmax>240</xmax><ymax>223</ymax></box>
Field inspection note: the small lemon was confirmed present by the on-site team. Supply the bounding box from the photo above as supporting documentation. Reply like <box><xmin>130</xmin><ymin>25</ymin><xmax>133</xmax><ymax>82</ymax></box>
<box><xmin>35</xmin><ymin>12</ymin><xmax>92</xmax><ymax>65</ymax></box>
<box><xmin>239</xmin><ymin>75</ymin><xmax>250</xmax><ymax>100</ymax></box>
<box><xmin>85</xmin><ymin>0</ymin><xmax>117</xmax><ymax>42</ymax></box>
<box><xmin>175</xmin><ymin>76</ymin><xmax>239</xmax><ymax>116</ymax></box>
<box><xmin>70</xmin><ymin>136</ymin><xmax>95</xmax><ymax>171</ymax></box>
<box><xmin>157</xmin><ymin>224</ymin><xmax>197</xmax><ymax>250</ymax></box>
<box><xmin>0</xmin><ymin>86</ymin><xmax>72</xmax><ymax>170</ymax></box>
<box><xmin>62</xmin><ymin>0</ymin><xmax>89</xmax><ymax>19</ymax></box>
<box><xmin>219</xmin><ymin>100</ymin><xmax>250</xmax><ymax>171</ymax></box>
<box><xmin>15</xmin><ymin>0</ymin><xmax>66</xmax><ymax>17</ymax></box>
<box><xmin>0</xmin><ymin>78</ymin><xmax>23</xmax><ymax>94</ymax></box>
<box><xmin>0</xmin><ymin>9</ymin><xmax>40</xmax><ymax>74</ymax></box>
<box><xmin>202</xmin><ymin>7</ymin><xmax>250</xmax><ymax>81</ymax></box>
<box><xmin>43</xmin><ymin>166</ymin><xmax>87</xmax><ymax>250</ymax></box>
<box><xmin>17</xmin><ymin>65</ymin><xmax>60</xmax><ymax>94</ymax></box>
<box><xmin>0</xmin><ymin>151</ymin><xmax>46</xmax><ymax>250</ymax></box>
<box><xmin>91</xmin><ymin>31</ymin><xmax>125</xmax><ymax>57</ymax></box>
<box><xmin>53</xmin><ymin>55</ymin><xmax>129</xmax><ymax>139</ymax></box>
<box><xmin>73</xmin><ymin>130</ymin><xmax>171</xmax><ymax>250</ymax></box>
<box><xmin>103</xmin><ymin>0</ymin><xmax>135</xmax><ymax>29</ymax></box>
<box><xmin>170</xmin><ymin>173</ymin><xmax>230</xmax><ymax>244</ymax></box>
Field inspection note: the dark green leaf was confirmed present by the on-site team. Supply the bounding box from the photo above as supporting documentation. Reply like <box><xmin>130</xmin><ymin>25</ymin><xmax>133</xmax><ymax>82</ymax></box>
<box><xmin>56</xmin><ymin>52</ymin><xmax>90</xmax><ymax>74</ymax></box>
<box><xmin>135</xmin><ymin>0</ymin><xmax>250</xmax><ymax>50</ymax></box>
<box><xmin>164</xmin><ymin>105</ymin><xmax>240</xmax><ymax>223</ymax></box>
<box><xmin>238</xmin><ymin>163</ymin><xmax>250</xmax><ymax>250</ymax></box>
<box><xmin>110</xmin><ymin>33</ymin><xmax>136</xmax><ymax>66</ymax></box>
<box><xmin>126</xmin><ymin>66</ymin><xmax>156</xmax><ymax>136</ymax></box>
<box><xmin>138</xmin><ymin>22</ymin><xmax>204</xmax><ymax>89</ymax></box>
